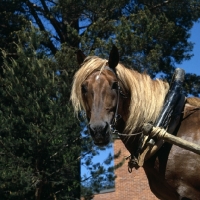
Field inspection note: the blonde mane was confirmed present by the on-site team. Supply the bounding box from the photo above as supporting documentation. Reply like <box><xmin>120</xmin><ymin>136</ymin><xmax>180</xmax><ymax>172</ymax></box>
<box><xmin>71</xmin><ymin>56</ymin><xmax>169</xmax><ymax>134</ymax></box>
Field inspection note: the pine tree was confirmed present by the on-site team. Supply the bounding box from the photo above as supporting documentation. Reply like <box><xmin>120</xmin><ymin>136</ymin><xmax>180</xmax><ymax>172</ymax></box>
<box><xmin>0</xmin><ymin>26</ymin><xmax>81</xmax><ymax>199</ymax></box>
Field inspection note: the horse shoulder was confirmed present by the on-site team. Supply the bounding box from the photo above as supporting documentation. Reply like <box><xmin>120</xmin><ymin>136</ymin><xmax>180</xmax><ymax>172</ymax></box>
<box><xmin>165</xmin><ymin>101</ymin><xmax>200</xmax><ymax>199</ymax></box>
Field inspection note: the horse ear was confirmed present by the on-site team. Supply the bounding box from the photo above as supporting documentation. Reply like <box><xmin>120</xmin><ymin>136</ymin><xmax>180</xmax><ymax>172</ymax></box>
<box><xmin>108</xmin><ymin>45</ymin><xmax>119</xmax><ymax>70</ymax></box>
<box><xmin>77</xmin><ymin>50</ymin><xmax>86</xmax><ymax>65</ymax></box>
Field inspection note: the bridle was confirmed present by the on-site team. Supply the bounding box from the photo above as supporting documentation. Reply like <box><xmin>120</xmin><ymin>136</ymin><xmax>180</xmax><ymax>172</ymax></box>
<box><xmin>107</xmin><ymin>72</ymin><xmax>145</xmax><ymax>171</ymax></box>
<box><xmin>110</xmin><ymin>81</ymin><xmax>122</xmax><ymax>134</ymax></box>
<box><xmin>102</xmin><ymin>66</ymin><xmax>127</xmax><ymax>134</ymax></box>
<box><xmin>85</xmin><ymin>65</ymin><xmax>146</xmax><ymax>171</ymax></box>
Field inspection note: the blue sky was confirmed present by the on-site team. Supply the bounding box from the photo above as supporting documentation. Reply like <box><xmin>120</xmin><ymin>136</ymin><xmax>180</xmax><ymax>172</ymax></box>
<box><xmin>81</xmin><ymin>21</ymin><xmax>200</xmax><ymax>179</ymax></box>
<box><xmin>177</xmin><ymin>22</ymin><xmax>200</xmax><ymax>75</ymax></box>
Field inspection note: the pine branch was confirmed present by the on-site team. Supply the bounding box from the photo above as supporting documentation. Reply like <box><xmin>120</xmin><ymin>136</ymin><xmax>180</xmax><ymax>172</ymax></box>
<box><xmin>26</xmin><ymin>0</ymin><xmax>57</xmax><ymax>54</ymax></box>
<box><xmin>40</xmin><ymin>0</ymin><xmax>66</xmax><ymax>43</ymax></box>
<box><xmin>149</xmin><ymin>0</ymin><xmax>171</xmax><ymax>10</ymax></box>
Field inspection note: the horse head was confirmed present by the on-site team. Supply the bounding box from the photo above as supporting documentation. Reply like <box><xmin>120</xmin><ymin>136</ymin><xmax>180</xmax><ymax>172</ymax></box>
<box><xmin>75</xmin><ymin>46</ymin><xmax>129</xmax><ymax>146</ymax></box>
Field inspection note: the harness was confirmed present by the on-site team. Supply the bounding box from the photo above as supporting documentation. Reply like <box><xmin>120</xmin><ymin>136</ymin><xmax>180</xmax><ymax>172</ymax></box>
<box><xmin>110</xmin><ymin>68</ymin><xmax>186</xmax><ymax>172</ymax></box>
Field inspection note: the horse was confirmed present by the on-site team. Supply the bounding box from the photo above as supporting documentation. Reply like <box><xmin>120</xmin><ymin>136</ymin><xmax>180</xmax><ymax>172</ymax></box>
<box><xmin>71</xmin><ymin>46</ymin><xmax>200</xmax><ymax>200</ymax></box>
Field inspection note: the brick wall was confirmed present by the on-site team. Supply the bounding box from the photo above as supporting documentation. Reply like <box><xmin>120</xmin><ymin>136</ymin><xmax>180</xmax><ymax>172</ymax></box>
<box><xmin>93</xmin><ymin>139</ymin><xmax>158</xmax><ymax>200</ymax></box>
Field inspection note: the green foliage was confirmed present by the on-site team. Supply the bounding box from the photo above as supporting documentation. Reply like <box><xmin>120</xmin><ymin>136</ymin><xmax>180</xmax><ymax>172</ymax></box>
<box><xmin>0</xmin><ymin>27</ymin><xmax>81</xmax><ymax>199</ymax></box>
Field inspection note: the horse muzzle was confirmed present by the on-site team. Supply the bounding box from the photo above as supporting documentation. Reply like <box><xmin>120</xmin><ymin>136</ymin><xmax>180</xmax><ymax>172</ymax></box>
<box><xmin>88</xmin><ymin>122</ymin><xmax>110</xmax><ymax>146</ymax></box>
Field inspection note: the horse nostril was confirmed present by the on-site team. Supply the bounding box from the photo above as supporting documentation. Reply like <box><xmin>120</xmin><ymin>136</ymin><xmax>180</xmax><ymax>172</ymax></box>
<box><xmin>87</xmin><ymin>122</ymin><xmax>110</xmax><ymax>146</ymax></box>
<box><xmin>87</xmin><ymin>122</ymin><xmax>109</xmax><ymax>137</ymax></box>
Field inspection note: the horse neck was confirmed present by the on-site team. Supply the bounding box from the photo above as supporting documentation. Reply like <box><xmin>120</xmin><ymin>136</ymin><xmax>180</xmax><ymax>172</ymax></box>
<box><xmin>118</xmin><ymin>72</ymin><xmax>169</xmax><ymax>157</ymax></box>
<box><xmin>123</xmin><ymin>71</ymin><xmax>169</xmax><ymax>135</ymax></box>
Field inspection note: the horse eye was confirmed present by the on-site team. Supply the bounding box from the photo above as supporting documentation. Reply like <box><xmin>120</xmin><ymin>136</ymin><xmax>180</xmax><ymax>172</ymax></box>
<box><xmin>111</xmin><ymin>82</ymin><xmax>118</xmax><ymax>90</ymax></box>
<box><xmin>81</xmin><ymin>84</ymin><xmax>87</xmax><ymax>93</ymax></box>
